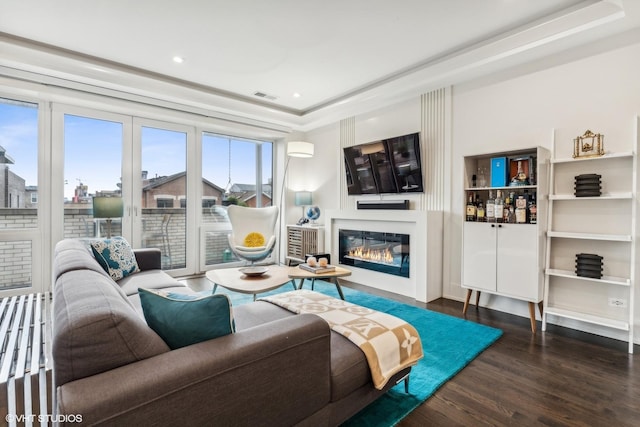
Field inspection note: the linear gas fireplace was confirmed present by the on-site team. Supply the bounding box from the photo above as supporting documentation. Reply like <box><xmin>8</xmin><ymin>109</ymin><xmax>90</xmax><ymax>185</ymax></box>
<box><xmin>338</xmin><ymin>229</ymin><xmax>409</xmax><ymax>278</ymax></box>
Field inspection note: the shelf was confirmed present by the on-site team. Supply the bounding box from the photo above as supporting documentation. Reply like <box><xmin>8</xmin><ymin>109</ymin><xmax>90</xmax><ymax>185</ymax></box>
<box><xmin>545</xmin><ymin>306</ymin><xmax>630</xmax><ymax>331</ymax></box>
<box><xmin>546</xmin><ymin>231</ymin><xmax>632</xmax><ymax>242</ymax></box>
<box><xmin>464</xmin><ymin>185</ymin><xmax>537</xmax><ymax>192</ymax></box>
<box><xmin>549</xmin><ymin>192</ymin><xmax>632</xmax><ymax>201</ymax></box>
<box><xmin>545</xmin><ymin>269</ymin><xmax>630</xmax><ymax>286</ymax></box>
<box><xmin>550</xmin><ymin>151</ymin><xmax>634</xmax><ymax>164</ymax></box>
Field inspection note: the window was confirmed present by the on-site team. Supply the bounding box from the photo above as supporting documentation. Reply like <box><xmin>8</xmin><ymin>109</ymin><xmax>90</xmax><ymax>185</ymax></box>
<box><xmin>0</xmin><ymin>97</ymin><xmax>39</xmax><ymax>292</ymax></box>
<box><xmin>157</xmin><ymin>198</ymin><xmax>174</xmax><ymax>208</ymax></box>
<box><xmin>63</xmin><ymin>114</ymin><xmax>123</xmax><ymax>239</ymax></box>
<box><xmin>202</xmin><ymin>198</ymin><xmax>216</xmax><ymax>208</ymax></box>
<box><xmin>31</xmin><ymin>192</ymin><xmax>38</xmax><ymax>204</ymax></box>
<box><xmin>201</xmin><ymin>133</ymin><xmax>273</xmax><ymax>268</ymax></box>
<box><xmin>140</xmin><ymin>126</ymin><xmax>187</xmax><ymax>270</ymax></box>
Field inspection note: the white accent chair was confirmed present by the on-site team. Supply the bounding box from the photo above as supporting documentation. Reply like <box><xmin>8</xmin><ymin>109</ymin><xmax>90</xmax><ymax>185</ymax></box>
<box><xmin>227</xmin><ymin>205</ymin><xmax>279</xmax><ymax>264</ymax></box>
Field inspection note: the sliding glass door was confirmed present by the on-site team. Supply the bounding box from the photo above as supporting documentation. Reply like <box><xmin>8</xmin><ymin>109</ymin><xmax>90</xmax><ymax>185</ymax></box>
<box><xmin>200</xmin><ymin>133</ymin><xmax>273</xmax><ymax>270</ymax></box>
<box><xmin>137</xmin><ymin>123</ymin><xmax>189</xmax><ymax>271</ymax></box>
<box><xmin>0</xmin><ymin>97</ymin><xmax>43</xmax><ymax>294</ymax></box>
<box><xmin>62</xmin><ymin>113</ymin><xmax>124</xmax><ymax>239</ymax></box>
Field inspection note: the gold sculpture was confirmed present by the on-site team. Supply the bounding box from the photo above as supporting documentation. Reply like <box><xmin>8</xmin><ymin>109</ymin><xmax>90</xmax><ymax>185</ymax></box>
<box><xmin>573</xmin><ymin>130</ymin><xmax>604</xmax><ymax>159</ymax></box>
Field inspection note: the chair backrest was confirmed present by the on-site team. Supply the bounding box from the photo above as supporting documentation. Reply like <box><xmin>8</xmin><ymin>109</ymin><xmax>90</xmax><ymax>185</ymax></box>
<box><xmin>227</xmin><ymin>205</ymin><xmax>279</xmax><ymax>245</ymax></box>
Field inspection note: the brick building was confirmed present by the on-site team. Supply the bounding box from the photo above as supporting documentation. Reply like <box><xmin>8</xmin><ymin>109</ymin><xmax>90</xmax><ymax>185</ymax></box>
<box><xmin>142</xmin><ymin>171</ymin><xmax>225</xmax><ymax>208</ymax></box>
<box><xmin>0</xmin><ymin>145</ymin><xmax>26</xmax><ymax>208</ymax></box>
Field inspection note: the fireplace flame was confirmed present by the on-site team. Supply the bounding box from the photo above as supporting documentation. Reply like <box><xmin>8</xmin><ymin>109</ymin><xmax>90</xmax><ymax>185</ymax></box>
<box><xmin>347</xmin><ymin>246</ymin><xmax>395</xmax><ymax>264</ymax></box>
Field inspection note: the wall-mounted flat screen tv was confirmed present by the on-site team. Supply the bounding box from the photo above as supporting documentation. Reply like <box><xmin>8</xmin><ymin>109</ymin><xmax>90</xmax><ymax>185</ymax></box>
<box><xmin>343</xmin><ymin>132</ymin><xmax>423</xmax><ymax>195</ymax></box>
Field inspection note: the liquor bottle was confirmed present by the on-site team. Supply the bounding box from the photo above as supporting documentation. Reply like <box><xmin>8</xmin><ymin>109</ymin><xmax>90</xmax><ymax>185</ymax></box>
<box><xmin>510</xmin><ymin>160</ymin><xmax>529</xmax><ymax>185</ymax></box>
<box><xmin>476</xmin><ymin>200</ymin><xmax>485</xmax><ymax>222</ymax></box>
<box><xmin>528</xmin><ymin>192</ymin><xmax>537</xmax><ymax>224</ymax></box>
<box><xmin>502</xmin><ymin>198</ymin><xmax>510</xmax><ymax>223</ymax></box>
<box><xmin>466</xmin><ymin>193</ymin><xmax>476</xmax><ymax>221</ymax></box>
<box><xmin>486</xmin><ymin>190</ymin><xmax>495</xmax><ymax>223</ymax></box>
<box><xmin>515</xmin><ymin>194</ymin><xmax>527</xmax><ymax>224</ymax></box>
<box><xmin>507</xmin><ymin>205</ymin><xmax>516</xmax><ymax>223</ymax></box>
<box><xmin>494</xmin><ymin>190</ymin><xmax>504</xmax><ymax>223</ymax></box>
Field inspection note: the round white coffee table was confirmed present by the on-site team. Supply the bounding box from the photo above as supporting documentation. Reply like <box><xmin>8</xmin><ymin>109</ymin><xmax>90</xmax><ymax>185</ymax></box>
<box><xmin>206</xmin><ymin>266</ymin><xmax>297</xmax><ymax>300</ymax></box>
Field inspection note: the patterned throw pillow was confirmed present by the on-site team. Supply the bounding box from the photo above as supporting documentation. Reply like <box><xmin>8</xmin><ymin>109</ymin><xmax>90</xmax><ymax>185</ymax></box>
<box><xmin>90</xmin><ymin>236</ymin><xmax>141</xmax><ymax>281</ymax></box>
<box><xmin>243</xmin><ymin>232</ymin><xmax>265</xmax><ymax>247</ymax></box>
<box><xmin>138</xmin><ymin>288</ymin><xmax>236</xmax><ymax>349</ymax></box>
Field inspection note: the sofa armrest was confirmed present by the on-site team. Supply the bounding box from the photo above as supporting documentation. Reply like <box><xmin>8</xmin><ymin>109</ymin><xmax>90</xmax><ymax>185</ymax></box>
<box><xmin>133</xmin><ymin>248</ymin><xmax>162</xmax><ymax>271</ymax></box>
<box><xmin>57</xmin><ymin>314</ymin><xmax>331</xmax><ymax>426</ymax></box>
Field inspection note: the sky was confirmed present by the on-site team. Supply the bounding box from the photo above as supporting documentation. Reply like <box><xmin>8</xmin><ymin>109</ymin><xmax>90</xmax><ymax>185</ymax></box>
<box><xmin>0</xmin><ymin>100</ymin><xmax>273</xmax><ymax>200</ymax></box>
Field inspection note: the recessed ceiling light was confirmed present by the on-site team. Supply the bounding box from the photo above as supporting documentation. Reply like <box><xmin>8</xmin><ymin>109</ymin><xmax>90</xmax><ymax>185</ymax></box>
<box><xmin>173</xmin><ymin>56</ymin><xmax>184</xmax><ymax>63</ymax></box>
<box><xmin>293</xmin><ymin>92</ymin><xmax>301</xmax><ymax>98</ymax></box>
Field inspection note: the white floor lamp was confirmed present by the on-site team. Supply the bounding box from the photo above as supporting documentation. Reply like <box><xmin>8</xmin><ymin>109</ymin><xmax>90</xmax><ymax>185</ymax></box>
<box><xmin>278</xmin><ymin>141</ymin><xmax>314</xmax><ymax>264</ymax></box>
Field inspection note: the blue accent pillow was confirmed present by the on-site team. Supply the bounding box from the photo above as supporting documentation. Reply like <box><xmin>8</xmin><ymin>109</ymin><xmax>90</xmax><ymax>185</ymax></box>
<box><xmin>138</xmin><ymin>288</ymin><xmax>235</xmax><ymax>349</ymax></box>
<box><xmin>91</xmin><ymin>237</ymin><xmax>140</xmax><ymax>281</ymax></box>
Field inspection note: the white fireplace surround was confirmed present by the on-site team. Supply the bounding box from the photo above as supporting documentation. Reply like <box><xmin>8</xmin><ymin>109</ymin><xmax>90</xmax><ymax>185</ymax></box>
<box><xmin>324</xmin><ymin>209</ymin><xmax>443</xmax><ymax>302</ymax></box>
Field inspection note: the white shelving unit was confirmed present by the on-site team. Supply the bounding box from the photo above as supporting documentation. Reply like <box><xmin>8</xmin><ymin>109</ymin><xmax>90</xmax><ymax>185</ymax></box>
<box><xmin>542</xmin><ymin>127</ymin><xmax>637</xmax><ymax>353</ymax></box>
<box><xmin>461</xmin><ymin>146</ymin><xmax>549</xmax><ymax>333</ymax></box>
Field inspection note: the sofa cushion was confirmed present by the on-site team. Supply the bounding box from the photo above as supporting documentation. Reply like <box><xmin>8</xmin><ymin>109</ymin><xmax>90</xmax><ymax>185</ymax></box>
<box><xmin>90</xmin><ymin>237</ymin><xmax>140</xmax><ymax>281</ymax></box>
<box><xmin>53</xmin><ymin>238</ymin><xmax>113</xmax><ymax>281</ymax></box>
<box><xmin>117</xmin><ymin>269</ymin><xmax>183</xmax><ymax>296</ymax></box>
<box><xmin>52</xmin><ymin>269</ymin><xmax>170</xmax><ymax>387</ymax></box>
<box><xmin>139</xmin><ymin>288</ymin><xmax>236</xmax><ymax>349</ymax></box>
<box><xmin>234</xmin><ymin>301</ymin><xmax>370</xmax><ymax>402</ymax></box>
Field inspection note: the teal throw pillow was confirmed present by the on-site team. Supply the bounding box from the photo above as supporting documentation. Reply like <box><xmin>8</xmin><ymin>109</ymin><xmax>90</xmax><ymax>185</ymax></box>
<box><xmin>91</xmin><ymin>236</ymin><xmax>140</xmax><ymax>281</ymax></box>
<box><xmin>138</xmin><ymin>288</ymin><xmax>235</xmax><ymax>349</ymax></box>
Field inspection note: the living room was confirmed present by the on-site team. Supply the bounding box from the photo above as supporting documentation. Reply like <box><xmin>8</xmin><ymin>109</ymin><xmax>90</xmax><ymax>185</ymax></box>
<box><xmin>1</xmin><ymin>1</ymin><xmax>640</xmax><ymax>425</ymax></box>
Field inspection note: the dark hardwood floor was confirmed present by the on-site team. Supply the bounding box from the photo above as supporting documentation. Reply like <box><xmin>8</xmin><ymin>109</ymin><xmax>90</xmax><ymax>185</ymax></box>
<box><xmin>183</xmin><ymin>277</ymin><xmax>640</xmax><ymax>426</ymax></box>
<box><xmin>355</xmin><ymin>285</ymin><xmax>640</xmax><ymax>427</ymax></box>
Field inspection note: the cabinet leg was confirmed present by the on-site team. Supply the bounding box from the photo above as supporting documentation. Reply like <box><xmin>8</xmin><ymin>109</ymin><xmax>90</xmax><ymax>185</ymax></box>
<box><xmin>528</xmin><ymin>302</ymin><xmax>537</xmax><ymax>333</ymax></box>
<box><xmin>463</xmin><ymin>290</ymin><xmax>482</xmax><ymax>315</ymax></box>
<box><xmin>463</xmin><ymin>289</ymin><xmax>472</xmax><ymax>314</ymax></box>
<box><xmin>538</xmin><ymin>301</ymin><xmax>544</xmax><ymax>317</ymax></box>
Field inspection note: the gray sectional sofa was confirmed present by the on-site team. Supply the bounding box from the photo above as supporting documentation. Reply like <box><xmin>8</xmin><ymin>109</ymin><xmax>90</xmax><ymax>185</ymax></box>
<box><xmin>52</xmin><ymin>239</ymin><xmax>410</xmax><ymax>426</ymax></box>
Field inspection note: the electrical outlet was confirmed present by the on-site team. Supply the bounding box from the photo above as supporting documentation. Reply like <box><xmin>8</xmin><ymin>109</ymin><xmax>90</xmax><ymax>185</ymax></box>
<box><xmin>608</xmin><ymin>298</ymin><xmax>627</xmax><ymax>308</ymax></box>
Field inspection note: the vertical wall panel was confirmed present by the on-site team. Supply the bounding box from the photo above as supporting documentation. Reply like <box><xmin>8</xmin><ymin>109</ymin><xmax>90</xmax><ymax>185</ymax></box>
<box><xmin>421</xmin><ymin>87</ymin><xmax>450</xmax><ymax>211</ymax></box>
<box><xmin>339</xmin><ymin>117</ymin><xmax>356</xmax><ymax>209</ymax></box>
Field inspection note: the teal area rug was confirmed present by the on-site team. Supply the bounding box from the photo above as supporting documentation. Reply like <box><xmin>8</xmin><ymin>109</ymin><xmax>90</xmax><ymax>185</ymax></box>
<box><xmin>219</xmin><ymin>280</ymin><xmax>503</xmax><ymax>426</ymax></box>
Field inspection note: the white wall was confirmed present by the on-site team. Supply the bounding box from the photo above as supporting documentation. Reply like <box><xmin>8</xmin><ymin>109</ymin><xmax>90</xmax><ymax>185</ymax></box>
<box><xmin>300</xmin><ymin>40</ymin><xmax>640</xmax><ymax>343</ymax></box>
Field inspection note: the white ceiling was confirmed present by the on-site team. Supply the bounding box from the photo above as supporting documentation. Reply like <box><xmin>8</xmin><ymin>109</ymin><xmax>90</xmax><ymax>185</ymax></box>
<box><xmin>1</xmin><ymin>0</ymin><xmax>639</xmax><ymax>131</ymax></box>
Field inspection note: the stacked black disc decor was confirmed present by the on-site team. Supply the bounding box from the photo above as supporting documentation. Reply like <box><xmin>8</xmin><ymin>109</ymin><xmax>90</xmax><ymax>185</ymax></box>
<box><xmin>574</xmin><ymin>174</ymin><xmax>602</xmax><ymax>197</ymax></box>
<box><xmin>575</xmin><ymin>253</ymin><xmax>603</xmax><ymax>279</ymax></box>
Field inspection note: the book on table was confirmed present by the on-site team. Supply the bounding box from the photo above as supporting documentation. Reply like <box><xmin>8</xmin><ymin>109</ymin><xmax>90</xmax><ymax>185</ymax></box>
<box><xmin>299</xmin><ymin>263</ymin><xmax>336</xmax><ymax>274</ymax></box>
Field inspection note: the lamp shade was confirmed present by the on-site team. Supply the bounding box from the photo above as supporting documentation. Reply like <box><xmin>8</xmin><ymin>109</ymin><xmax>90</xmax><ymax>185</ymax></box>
<box><xmin>294</xmin><ymin>191</ymin><xmax>313</xmax><ymax>206</ymax></box>
<box><xmin>93</xmin><ymin>196</ymin><xmax>124</xmax><ymax>218</ymax></box>
<box><xmin>287</xmin><ymin>141</ymin><xmax>314</xmax><ymax>158</ymax></box>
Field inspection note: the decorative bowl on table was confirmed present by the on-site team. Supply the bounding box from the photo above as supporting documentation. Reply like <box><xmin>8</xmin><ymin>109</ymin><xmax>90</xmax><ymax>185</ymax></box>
<box><xmin>239</xmin><ymin>266</ymin><xmax>269</xmax><ymax>277</ymax></box>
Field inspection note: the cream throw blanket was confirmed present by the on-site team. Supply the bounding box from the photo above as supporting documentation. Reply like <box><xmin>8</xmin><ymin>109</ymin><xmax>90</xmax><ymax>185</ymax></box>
<box><xmin>260</xmin><ymin>289</ymin><xmax>423</xmax><ymax>390</ymax></box>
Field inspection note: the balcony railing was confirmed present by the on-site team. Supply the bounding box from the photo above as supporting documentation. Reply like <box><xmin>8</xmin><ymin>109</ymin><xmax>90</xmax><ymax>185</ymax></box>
<box><xmin>0</xmin><ymin>207</ymin><xmax>238</xmax><ymax>291</ymax></box>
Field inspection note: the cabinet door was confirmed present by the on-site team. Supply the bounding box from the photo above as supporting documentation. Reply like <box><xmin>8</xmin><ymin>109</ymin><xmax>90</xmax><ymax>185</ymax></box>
<box><xmin>462</xmin><ymin>222</ymin><xmax>497</xmax><ymax>292</ymax></box>
<box><xmin>496</xmin><ymin>224</ymin><xmax>538</xmax><ymax>300</ymax></box>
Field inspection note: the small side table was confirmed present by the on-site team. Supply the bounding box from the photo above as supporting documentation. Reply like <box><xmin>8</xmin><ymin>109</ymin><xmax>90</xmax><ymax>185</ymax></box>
<box><xmin>287</xmin><ymin>265</ymin><xmax>352</xmax><ymax>300</ymax></box>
